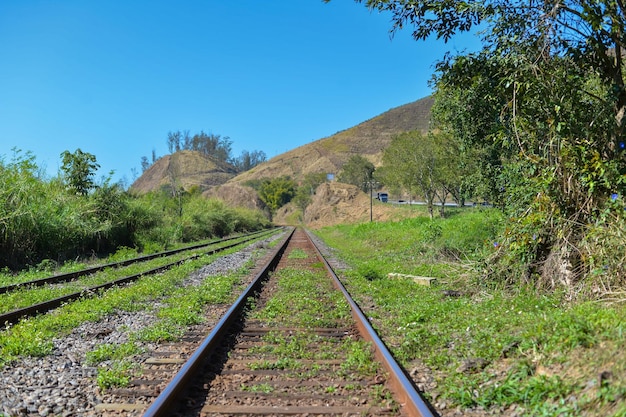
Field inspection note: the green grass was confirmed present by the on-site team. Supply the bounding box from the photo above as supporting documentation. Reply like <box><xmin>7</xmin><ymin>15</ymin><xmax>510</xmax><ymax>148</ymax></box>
<box><xmin>96</xmin><ymin>361</ymin><xmax>134</xmax><ymax>390</ymax></box>
<box><xmin>0</xmin><ymin>235</ymin><xmax>271</xmax><ymax>368</ymax></box>
<box><xmin>250</xmin><ymin>267</ymin><xmax>350</xmax><ymax>328</ymax></box>
<box><xmin>313</xmin><ymin>208</ymin><xmax>626</xmax><ymax>416</ymax></box>
<box><xmin>85</xmin><ymin>341</ymin><xmax>142</xmax><ymax>365</ymax></box>
<box><xmin>0</xmin><ymin>233</ymin><xmax>270</xmax><ymax>314</ymax></box>
<box><xmin>287</xmin><ymin>248</ymin><xmax>308</xmax><ymax>259</ymax></box>
<box><xmin>248</xmin><ymin>262</ymin><xmax>387</xmax><ymax>390</ymax></box>
<box><xmin>241</xmin><ymin>382</ymin><xmax>274</xmax><ymax>393</ymax></box>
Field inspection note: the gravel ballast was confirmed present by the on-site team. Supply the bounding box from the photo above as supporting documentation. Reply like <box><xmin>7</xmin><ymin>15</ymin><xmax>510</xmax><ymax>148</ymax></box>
<box><xmin>0</xmin><ymin>234</ymin><xmax>284</xmax><ymax>417</ymax></box>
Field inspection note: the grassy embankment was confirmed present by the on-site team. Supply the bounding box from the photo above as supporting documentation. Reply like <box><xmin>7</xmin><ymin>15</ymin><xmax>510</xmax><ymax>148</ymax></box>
<box><xmin>0</xmin><ymin>231</ymin><xmax>283</xmax><ymax>388</ymax></box>
<box><xmin>313</xmin><ymin>206</ymin><xmax>626</xmax><ymax>417</ymax></box>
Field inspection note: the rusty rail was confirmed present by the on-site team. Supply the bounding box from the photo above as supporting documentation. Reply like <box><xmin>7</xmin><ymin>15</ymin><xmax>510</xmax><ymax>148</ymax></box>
<box><xmin>141</xmin><ymin>227</ymin><xmax>435</xmax><ymax>417</ymax></box>
<box><xmin>306</xmin><ymin>229</ymin><xmax>436</xmax><ymax>417</ymax></box>
<box><xmin>0</xmin><ymin>229</ymin><xmax>277</xmax><ymax>327</ymax></box>
<box><xmin>141</xmin><ymin>227</ymin><xmax>294</xmax><ymax>417</ymax></box>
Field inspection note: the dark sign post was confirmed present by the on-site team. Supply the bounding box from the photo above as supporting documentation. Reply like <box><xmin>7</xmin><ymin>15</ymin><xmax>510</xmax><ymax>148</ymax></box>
<box><xmin>364</xmin><ymin>179</ymin><xmax>379</xmax><ymax>222</ymax></box>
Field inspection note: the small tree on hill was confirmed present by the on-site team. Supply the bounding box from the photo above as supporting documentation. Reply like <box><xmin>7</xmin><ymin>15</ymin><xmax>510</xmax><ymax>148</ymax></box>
<box><xmin>338</xmin><ymin>155</ymin><xmax>375</xmax><ymax>192</ymax></box>
<box><xmin>292</xmin><ymin>172</ymin><xmax>328</xmax><ymax>215</ymax></box>
<box><xmin>231</xmin><ymin>150</ymin><xmax>268</xmax><ymax>172</ymax></box>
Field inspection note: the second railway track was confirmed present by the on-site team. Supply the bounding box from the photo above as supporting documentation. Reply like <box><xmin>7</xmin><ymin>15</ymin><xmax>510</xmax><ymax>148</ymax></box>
<box><xmin>94</xmin><ymin>227</ymin><xmax>434</xmax><ymax>417</ymax></box>
<box><xmin>0</xmin><ymin>229</ymin><xmax>277</xmax><ymax>326</ymax></box>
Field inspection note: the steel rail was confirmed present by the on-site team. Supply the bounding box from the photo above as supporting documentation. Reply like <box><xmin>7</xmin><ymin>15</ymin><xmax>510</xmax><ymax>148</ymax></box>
<box><xmin>305</xmin><ymin>229</ymin><xmax>436</xmax><ymax>417</ymax></box>
<box><xmin>142</xmin><ymin>227</ymin><xmax>435</xmax><ymax>417</ymax></box>
<box><xmin>0</xmin><ymin>229</ymin><xmax>274</xmax><ymax>295</ymax></box>
<box><xmin>0</xmin><ymin>230</ymin><xmax>278</xmax><ymax>327</ymax></box>
<box><xmin>141</xmin><ymin>227</ymin><xmax>295</xmax><ymax>417</ymax></box>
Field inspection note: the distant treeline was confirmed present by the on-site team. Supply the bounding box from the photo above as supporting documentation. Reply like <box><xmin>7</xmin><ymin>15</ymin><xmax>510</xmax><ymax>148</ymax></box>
<box><xmin>140</xmin><ymin>130</ymin><xmax>267</xmax><ymax>173</ymax></box>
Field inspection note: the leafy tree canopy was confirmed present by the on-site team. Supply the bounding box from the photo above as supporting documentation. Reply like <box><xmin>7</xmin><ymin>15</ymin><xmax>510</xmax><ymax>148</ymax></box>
<box><xmin>231</xmin><ymin>150</ymin><xmax>268</xmax><ymax>172</ymax></box>
<box><xmin>338</xmin><ymin>155</ymin><xmax>375</xmax><ymax>193</ymax></box>
<box><xmin>60</xmin><ymin>149</ymin><xmax>100</xmax><ymax>196</ymax></box>
<box><xmin>347</xmin><ymin>0</ymin><xmax>626</xmax><ymax>142</ymax></box>
<box><xmin>336</xmin><ymin>0</ymin><xmax>626</xmax><ymax>289</ymax></box>
<box><xmin>258</xmin><ymin>177</ymin><xmax>296</xmax><ymax>218</ymax></box>
<box><xmin>167</xmin><ymin>130</ymin><xmax>232</xmax><ymax>163</ymax></box>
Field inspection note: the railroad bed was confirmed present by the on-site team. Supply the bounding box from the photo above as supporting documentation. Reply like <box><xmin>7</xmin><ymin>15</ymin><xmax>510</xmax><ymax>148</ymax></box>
<box><xmin>1</xmin><ymin>228</ymin><xmax>434</xmax><ymax>417</ymax></box>
<box><xmin>0</xmin><ymin>231</ymin><xmax>283</xmax><ymax>417</ymax></box>
<box><xmin>0</xmin><ymin>229</ymin><xmax>275</xmax><ymax>326</ymax></box>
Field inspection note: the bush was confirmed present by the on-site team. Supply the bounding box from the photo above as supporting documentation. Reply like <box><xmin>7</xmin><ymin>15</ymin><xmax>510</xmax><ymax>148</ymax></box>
<box><xmin>0</xmin><ymin>152</ymin><xmax>270</xmax><ymax>270</ymax></box>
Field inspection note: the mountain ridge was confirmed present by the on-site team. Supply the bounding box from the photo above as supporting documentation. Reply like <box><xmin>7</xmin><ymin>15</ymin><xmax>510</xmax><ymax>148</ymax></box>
<box><xmin>130</xmin><ymin>96</ymin><xmax>433</xmax><ymax>195</ymax></box>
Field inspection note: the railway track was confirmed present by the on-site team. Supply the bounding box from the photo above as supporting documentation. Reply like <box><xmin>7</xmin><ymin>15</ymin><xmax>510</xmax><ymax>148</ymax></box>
<box><xmin>0</xmin><ymin>229</ymin><xmax>277</xmax><ymax>327</ymax></box>
<box><xmin>93</xmin><ymin>227</ymin><xmax>435</xmax><ymax>417</ymax></box>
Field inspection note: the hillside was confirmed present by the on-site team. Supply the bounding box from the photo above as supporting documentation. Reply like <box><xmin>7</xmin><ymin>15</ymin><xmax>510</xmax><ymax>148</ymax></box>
<box><xmin>131</xmin><ymin>96</ymin><xmax>433</xmax><ymax>197</ymax></box>
<box><xmin>131</xmin><ymin>150</ymin><xmax>237</xmax><ymax>194</ymax></box>
<box><xmin>229</xmin><ymin>96</ymin><xmax>433</xmax><ymax>184</ymax></box>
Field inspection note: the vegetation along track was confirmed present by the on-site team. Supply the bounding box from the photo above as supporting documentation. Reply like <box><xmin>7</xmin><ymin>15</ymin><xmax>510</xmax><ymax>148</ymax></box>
<box><xmin>0</xmin><ymin>229</ymin><xmax>276</xmax><ymax>327</ymax></box>
<box><xmin>93</xmin><ymin>227</ymin><xmax>434</xmax><ymax>417</ymax></box>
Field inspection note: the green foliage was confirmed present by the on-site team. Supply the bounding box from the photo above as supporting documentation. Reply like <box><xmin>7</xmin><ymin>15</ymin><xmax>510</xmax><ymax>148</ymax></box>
<box><xmin>319</xmin><ymin>208</ymin><xmax>503</xmax><ymax>281</ymax></box>
<box><xmin>0</xmin><ymin>149</ymin><xmax>269</xmax><ymax>270</ymax></box>
<box><xmin>377</xmin><ymin>131</ymin><xmax>469</xmax><ymax>218</ymax></box>
<box><xmin>287</xmin><ymin>248</ymin><xmax>308</xmax><ymax>259</ymax></box>
<box><xmin>257</xmin><ymin>177</ymin><xmax>296</xmax><ymax>217</ymax></box>
<box><xmin>356</xmin><ymin>264</ymin><xmax>383</xmax><ymax>281</ymax></box>
<box><xmin>0</xmin><ymin>237</ymin><xmax>263</xmax><ymax>370</ymax></box>
<box><xmin>337</xmin><ymin>154</ymin><xmax>375</xmax><ymax>192</ymax></box>
<box><xmin>412</xmin><ymin>0</ymin><xmax>626</xmax><ymax>289</ymax></box>
<box><xmin>453</xmin><ymin>361</ymin><xmax>573</xmax><ymax>409</ymax></box>
<box><xmin>579</xmin><ymin>202</ymin><xmax>626</xmax><ymax>296</ymax></box>
<box><xmin>96</xmin><ymin>361</ymin><xmax>132</xmax><ymax>390</ymax></box>
<box><xmin>181</xmin><ymin>198</ymin><xmax>234</xmax><ymax>240</ymax></box>
<box><xmin>292</xmin><ymin>172</ymin><xmax>328</xmax><ymax>214</ymax></box>
<box><xmin>241</xmin><ymin>383</ymin><xmax>274</xmax><ymax>393</ymax></box>
<box><xmin>314</xmin><ymin>217</ymin><xmax>626</xmax><ymax>415</ymax></box>
<box><xmin>251</xmin><ymin>267</ymin><xmax>351</xmax><ymax>328</ymax></box>
<box><xmin>0</xmin><ymin>151</ymin><xmax>104</xmax><ymax>267</ymax></box>
<box><xmin>60</xmin><ymin>148</ymin><xmax>100</xmax><ymax>196</ymax></box>
<box><xmin>343</xmin><ymin>0</ymin><xmax>626</xmax><ymax>293</ymax></box>
<box><xmin>85</xmin><ymin>342</ymin><xmax>140</xmax><ymax>365</ymax></box>
<box><xmin>166</xmin><ymin>130</ymin><xmax>233</xmax><ymax>163</ymax></box>
<box><xmin>340</xmin><ymin>339</ymin><xmax>380</xmax><ymax>376</ymax></box>
<box><xmin>231</xmin><ymin>149</ymin><xmax>267</xmax><ymax>172</ymax></box>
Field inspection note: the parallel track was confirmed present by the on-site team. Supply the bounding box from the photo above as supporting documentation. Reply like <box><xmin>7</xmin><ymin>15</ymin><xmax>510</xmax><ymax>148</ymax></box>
<box><xmin>94</xmin><ymin>227</ymin><xmax>435</xmax><ymax>417</ymax></box>
<box><xmin>0</xmin><ymin>229</ymin><xmax>272</xmax><ymax>295</ymax></box>
<box><xmin>0</xmin><ymin>229</ymin><xmax>277</xmax><ymax>326</ymax></box>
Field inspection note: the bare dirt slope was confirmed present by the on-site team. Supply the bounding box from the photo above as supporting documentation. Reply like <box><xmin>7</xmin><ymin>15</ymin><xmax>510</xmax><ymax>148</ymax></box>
<box><xmin>202</xmin><ymin>183</ymin><xmax>264</xmax><ymax>210</ymax></box>
<box><xmin>274</xmin><ymin>182</ymin><xmax>417</xmax><ymax>228</ymax></box>
<box><xmin>131</xmin><ymin>150</ymin><xmax>237</xmax><ymax>194</ymax></box>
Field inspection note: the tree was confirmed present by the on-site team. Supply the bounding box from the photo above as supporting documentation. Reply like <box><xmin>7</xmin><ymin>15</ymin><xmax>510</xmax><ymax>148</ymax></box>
<box><xmin>140</xmin><ymin>156</ymin><xmax>150</xmax><ymax>172</ymax></box>
<box><xmin>231</xmin><ymin>150</ymin><xmax>268</xmax><ymax>172</ymax></box>
<box><xmin>60</xmin><ymin>149</ymin><xmax>100</xmax><ymax>196</ymax></box>
<box><xmin>292</xmin><ymin>172</ymin><xmax>328</xmax><ymax>214</ymax></box>
<box><xmin>431</xmin><ymin>55</ymin><xmax>509</xmax><ymax>206</ymax></box>
<box><xmin>190</xmin><ymin>131</ymin><xmax>232</xmax><ymax>162</ymax></box>
<box><xmin>167</xmin><ymin>131</ymin><xmax>182</xmax><ymax>153</ymax></box>
<box><xmin>258</xmin><ymin>177</ymin><xmax>296</xmax><ymax>220</ymax></box>
<box><xmin>378</xmin><ymin>131</ymin><xmax>440</xmax><ymax>218</ymax></box>
<box><xmin>342</xmin><ymin>0</ymin><xmax>626</xmax><ymax>159</ymax></box>
<box><xmin>166</xmin><ymin>130</ymin><xmax>233</xmax><ymax>163</ymax></box>
<box><xmin>339</xmin><ymin>0</ymin><xmax>626</xmax><ymax>289</ymax></box>
<box><xmin>338</xmin><ymin>155</ymin><xmax>375</xmax><ymax>192</ymax></box>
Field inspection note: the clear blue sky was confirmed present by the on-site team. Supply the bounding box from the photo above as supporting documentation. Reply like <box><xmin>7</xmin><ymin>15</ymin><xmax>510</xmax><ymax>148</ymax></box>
<box><xmin>0</xmin><ymin>1</ymin><xmax>480</xmax><ymax>186</ymax></box>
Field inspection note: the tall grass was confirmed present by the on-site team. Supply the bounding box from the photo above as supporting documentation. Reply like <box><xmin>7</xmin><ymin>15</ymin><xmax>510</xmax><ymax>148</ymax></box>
<box><xmin>0</xmin><ymin>151</ymin><xmax>270</xmax><ymax>270</ymax></box>
<box><xmin>319</xmin><ymin>207</ymin><xmax>503</xmax><ymax>281</ymax></box>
